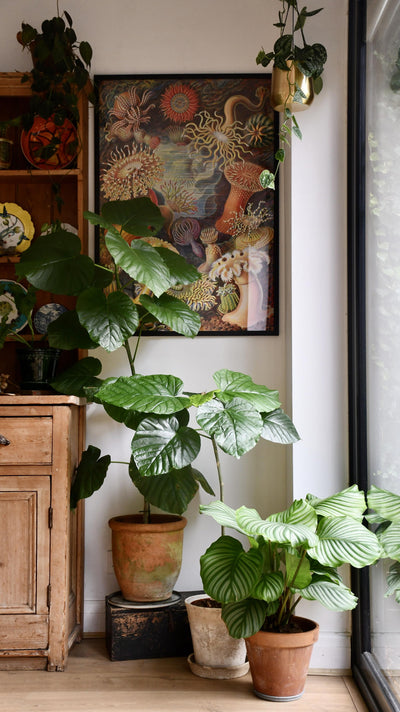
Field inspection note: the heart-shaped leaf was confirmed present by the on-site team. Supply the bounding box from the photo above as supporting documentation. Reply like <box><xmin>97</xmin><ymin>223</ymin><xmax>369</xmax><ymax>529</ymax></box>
<box><xmin>77</xmin><ymin>287</ymin><xmax>139</xmax><ymax>351</ymax></box>
<box><xmin>140</xmin><ymin>293</ymin><xmax>201</xmax><ymax>337</ymax></box>
<box><xmin>105</xmin><ymin>233</ymin><xmax>171</xmax><ymax>297</ymax></box>
<box><xmin>70</xmin><ymin>445</ymin><xmax>111</xmax><ymax>509</ymax></box>
<box><xmin>47</xmin><ymin>309</ymin><xmax>98</xmax><ymax>350</ymax></box>
<box><xmin>131</xmin><ymin>415</ymin><xmax>201</xmax><ymax>476</ymax></box>
<box><xmin>213</xmin><ymin>369</ymin><xmax>281</xmax><ymax>412</ymax></box>
<box><xmin>95</xmin><ymin>374</ymin><xmax>191</xmax><ymax>414</ymax></box>
<box><xmin>129</xmin><ymin>458</ymin><xmax>204</xmax><ymax>515</ymax></box>
<box><xmin>16</xmin><ymin>230</ymin><xmax>94</xmax><ymax>295</ymax></box>
<box><xmin>51</xmin><ymin>357</ymin><xmax>103</xmax><ymax>397</ymax></box>
<box><xmin>261</xmin><ymin>408</ymin><xmax>300</xmax><ymax>444</ymax></box>
<box><xmin>197</xmin><ymin>397</ymin><xmax>262</xmax><ymax>457</ymax></box>
<box><xmin>200</xmin><ymin>535</ymin><xmax>263</xmax><ymax>602</ymax></box>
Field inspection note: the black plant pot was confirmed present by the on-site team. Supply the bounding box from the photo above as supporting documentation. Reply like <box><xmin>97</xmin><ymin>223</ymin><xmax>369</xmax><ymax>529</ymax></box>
<box><xmin>17</xmin><ymin>347</ymin><xmax>61</xmax><ymax>390</ymax></box>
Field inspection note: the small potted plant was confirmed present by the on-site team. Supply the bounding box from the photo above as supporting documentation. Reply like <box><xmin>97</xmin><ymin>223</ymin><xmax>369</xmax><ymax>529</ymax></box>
<box><xmin>199</xmin><ymin>486</ymin><xmax>382</xmax><ymax>701</ymax></box>
<box><xmin>256</xmin><ymin>0</ymin><xmax>327</xmax><ymax>190</ymax></box>
<box><xmin>15</xmin><ymin>9</ymin><xmax>94</xmax><ymax>167</ymax></box>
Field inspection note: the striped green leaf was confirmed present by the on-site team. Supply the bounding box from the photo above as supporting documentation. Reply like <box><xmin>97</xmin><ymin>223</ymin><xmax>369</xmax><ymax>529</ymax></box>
<box><xmin>308</xmin><ymin>485</ymin><xmax>367</xmax><ymax>521</ymax></box>
<box><xmin>309</xmin><ymin>516</ymin><xmax>382</xmax><ymax>567</ymax></box>
<box><xmin>200</xmin><ymin>536</ymin><xmax>263</xmax><ymax>602</ymax></box>
<box><xmin>222</xmin><ymin>599</ymin><xmax>268</xmax><ymax>639</ymax></box>
<box><xmin>300</xmin><ymin>579</ymin><xmax>358</xmax><ymax>611</ymax></box>
<box><xmin>368</xmin><ymin>485</ymin><xmax>400</xmax><ymax>523</ymax></box>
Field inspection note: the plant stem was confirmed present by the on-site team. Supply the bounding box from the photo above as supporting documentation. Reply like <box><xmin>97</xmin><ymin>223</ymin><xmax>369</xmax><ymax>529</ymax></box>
<box><xmin>211</xmin><ymin>435</ymin><xmax>225</xmax><ymax>536</ymax></box>
<box><xmin>143</xmin><ymin>498</ymin><xmax>151</xmax><ymax>524</ymax></box>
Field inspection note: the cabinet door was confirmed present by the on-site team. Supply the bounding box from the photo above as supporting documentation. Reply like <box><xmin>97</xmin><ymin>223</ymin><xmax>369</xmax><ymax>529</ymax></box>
<box><xmin>0</xmin><ymin>476</ymin><xmax>50</xmax><ymax>650</ymax></box>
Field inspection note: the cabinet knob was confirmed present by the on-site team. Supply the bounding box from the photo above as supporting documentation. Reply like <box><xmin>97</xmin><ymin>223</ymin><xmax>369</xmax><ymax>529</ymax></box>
<box><xmin>0</xmin><ymin>434</ymin><xmax>10</xmax><ymax>446</ymax></box>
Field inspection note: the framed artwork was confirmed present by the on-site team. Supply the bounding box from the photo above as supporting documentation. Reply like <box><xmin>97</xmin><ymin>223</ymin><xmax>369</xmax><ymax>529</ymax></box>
<box><xmin>95</xmin><ymin>74</ymin><xmax>279</xmax><ymax>335</ymax></box>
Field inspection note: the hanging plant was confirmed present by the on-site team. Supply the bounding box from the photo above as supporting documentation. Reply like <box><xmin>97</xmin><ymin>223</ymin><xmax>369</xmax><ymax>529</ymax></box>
<box><xmin>256</xmin><ymin>1</ymin><xmax>327</xmax><ymax>189</ymax></box>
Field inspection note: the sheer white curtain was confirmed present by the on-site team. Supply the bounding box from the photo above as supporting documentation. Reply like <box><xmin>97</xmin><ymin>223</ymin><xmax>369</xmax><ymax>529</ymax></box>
<box><xmin>366</xmin><ymin>0</ymin><xmax>400</xmax><ymax>687</ymax></box>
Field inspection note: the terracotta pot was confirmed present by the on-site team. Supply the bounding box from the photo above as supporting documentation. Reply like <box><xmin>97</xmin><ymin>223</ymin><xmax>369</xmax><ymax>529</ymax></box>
<box><xmin>245</xmin><ymin>616</ymin><xmax>319</xmax><ymax>701</ymax></box>
<box><xmin>108</xmin><ymin>514</ymin><xmax>186</xmax><ymax>602</ymax></box>
<box><xmin>271</xmin><ymin>63</ymin><xmax>314</xmax><ymax>113</ymax></box>
<box><xmin>185</xmin><ymin>594</ymin><xmax>249</xmax><ymax>679</ymax></box>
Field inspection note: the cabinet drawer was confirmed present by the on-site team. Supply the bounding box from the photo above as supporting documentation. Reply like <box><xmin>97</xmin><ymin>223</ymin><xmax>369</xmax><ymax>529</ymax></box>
<box><xmin>0</xmin><ymin>417</ymin><xmax>52</xmax><ymax>464</ymax></box>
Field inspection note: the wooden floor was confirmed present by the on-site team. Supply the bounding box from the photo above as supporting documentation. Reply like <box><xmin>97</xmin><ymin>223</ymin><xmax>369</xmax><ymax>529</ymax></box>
<box><xmin>0</xmin><ymin>638</ymin><xmax>369</xmax><ymax>712</ymax></box>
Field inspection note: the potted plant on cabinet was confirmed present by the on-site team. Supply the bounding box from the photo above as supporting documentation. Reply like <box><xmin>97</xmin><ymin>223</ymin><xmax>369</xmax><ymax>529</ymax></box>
<box><xmin>199</xmin><ymin>486</ymin><xmax>382</xmax><ymax>701</ymax></box>
<box><xmin>256</xmin><ymin>0</ymin><xmax>327</xmax><ymax>190</ymax></box>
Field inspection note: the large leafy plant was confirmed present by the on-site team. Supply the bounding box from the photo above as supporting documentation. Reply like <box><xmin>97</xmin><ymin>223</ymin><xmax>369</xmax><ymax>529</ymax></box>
<box><xmin>199</xmin><ymin>486</ymin><xmax>381</xmax><ymax>637</ymax></box>
<box><xmin>15</xmin><ymin>197</ymin><xmax>299</xmax><ymax>521</ymax></box>
<box><xmin>367</xmin><ymin>486</ymin><xmax>400</xmax><ymax>603</ymax></box>
<box><xmin>256</xmin><ymin>0</ymin><xmax>327</xmax><ymax>190</ymax></box>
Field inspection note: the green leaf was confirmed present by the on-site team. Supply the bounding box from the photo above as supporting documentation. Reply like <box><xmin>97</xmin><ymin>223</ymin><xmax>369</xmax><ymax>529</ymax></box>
<box><xmin>70</xmin><ymin>445</ymin><xmax>111</xmax><ymax>509</ymax></box>
<box><xmin>309</xmin><ymin>517</ymin><xmax>382</xmax><ymax>567</ymax></box>
<box><xmin>51</xmin><ymin>357</ymin><xmax>103</xmax><ymax>397</ymax></box>
<box><xmin>275</xmin><ymin>148</ymin><xmax>285</xmax><ymax>163</ymax></box>
<box><xmin>16</xmin><ymin>231</ymin><xmax>94</xmax><ymax>295</ymax></box>
<box><xmin>129</xmin><ymin>458</ymin><xmax>200</xmax><ymax>515</ymax></box>
<box><xmin>47</xmin><ymin>309</ymin><xmax>98</xmax><ymax>350</ymax></box>
<box><xmin>309</xmin><ymin>485</ymin><xmax>367</xmax><ymax>521</ymax></box>
<box><xmin>79</xmin><ymin>40</ymin><xmax>92</xmax><ymax>66</ymax></box>
<box><xmin>300</xmin><ymin>579</ymin><xmax>358</xmax><ymax>611</ymax></box>
<box><xmin>95</xmin><ymin>374</ymin><xmax>191</xmax><ymax>414</ymax></box>
<box><xmin>237</xmin><ymin>502</ymin><xmax>319</xmax><ymax>548</ymax></box>
<box><xmin>368</xmin><ymin>485</ymin><xmax>400</xmax><ymax>523</ymax></box>
<box><xmin>200</xmin><ymin>501</ymin><xmax>248</xmax><ymax>536</ymax></box>
<box><xmin>197</xmin><ymin>397</ymin><xmax>262</xmax><ymax>457</ymax></box>
<box><xmin>379</xmin><ymin>523</ymin><xmax>400</xmax><ymax>561</ymax></box>
<box><xmin>77</xmin><ymin>287</ymin><xmax>139</xmax><ymax>351</ymax></box>
<box><xmin>100</xmin><ymin>197</ymin><xmax>164</xmax><ymax>236</ymax></box>
<box><xmin>386</xmin><ymin>562</ymin><xmax>400</xmax><ymax>598</ymax></box>
<box><xmin>200</xmin><ymin>535</ymin><xmax>263</xmax><ymax>602</ymax></box>
<box><xmin>222</xmin><ymin>599</ymin><xmax>268</xmax><ymax>639</ymax></box>
<box><xmin>285</xmin><ymin>551</ymin><xmax>312</xmax><ymax>589</ymax></box>
<box><xmin>189</xmin><ymin>390</ymin><xmax>218</xmax><ymax>407</ymax></box>
<box><xmin>131</xmin><ymin>415</ymin><xmax>201</xmax><ymax>476</ymax></box>
<box><xmin>251</xmin><ymin>571</ymin><xmax>285</xmax><ymax>602</ymax></box>
<box><xmin>261</xmin><ymin>408</ymin><xmax>300</xmax><ymax>444</ymax></box>
<box><xmin>154</xmin><ymin>246</ymin><xmax>200</xmax><ymax>286</ymax></box>
<box><xmin>140</xmin><ymin>293</ymin><xmax>201</xmax><ymax>338</ymax></box>
<box><xmin>259</xmin><ymin>169</ymin><xmax>275</xmax><ymax>190</ymax></box>
<box><xmin>213</xmin><ymin>369</ymin><xmax>281</xmax><ymax>412</ymax></box>
<box><xmin>105</xmin><ymin>233</ymin><xmax>171</xmax><ymax>297</ymax></box>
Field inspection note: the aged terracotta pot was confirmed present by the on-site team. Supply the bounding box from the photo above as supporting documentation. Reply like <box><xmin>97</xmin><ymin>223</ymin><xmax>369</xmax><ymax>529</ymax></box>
<box><xmin>185</xmin><ymin>594</ymin><xmax>249</xmax><ymax>679</ymax></box>
<box><xmin>245</xmin><ymin>616</ymin><xmax>319</xmax><ymax>701</ymax></box>
<box><xmin>108</xmin><ymin>514</ymin><xmax>187</xmax><ymax>602</ymax></box>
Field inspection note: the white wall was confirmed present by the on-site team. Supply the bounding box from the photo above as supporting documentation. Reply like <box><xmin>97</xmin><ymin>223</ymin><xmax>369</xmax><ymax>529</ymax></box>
<box><xmin>1</xmin><ymin>0</ymin><xmax>349</xmax><ymax>670</ymax></box>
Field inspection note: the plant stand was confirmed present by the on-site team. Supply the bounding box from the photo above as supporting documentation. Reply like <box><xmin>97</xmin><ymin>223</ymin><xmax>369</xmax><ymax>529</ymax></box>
<box><xmin>105</xmin><ymin>590</ymin><xmax>200</xmax><ymax>661</ymax></box>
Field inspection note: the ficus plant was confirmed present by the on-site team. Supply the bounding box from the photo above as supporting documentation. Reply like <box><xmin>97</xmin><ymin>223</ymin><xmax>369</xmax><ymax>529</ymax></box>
<box><xmin>15</xmin><ymin>197</ymin><xmax>299</xmax><ymax>522</ymax></box>
<box><xmin>199</xmin><ymin>486</ymin><xmax>382</xmax><ymax>637</ymax></box>
<box><xmin>256</xmin><ymin>0</ymin><xmax>327</xmax><ymax>190</ymax></box>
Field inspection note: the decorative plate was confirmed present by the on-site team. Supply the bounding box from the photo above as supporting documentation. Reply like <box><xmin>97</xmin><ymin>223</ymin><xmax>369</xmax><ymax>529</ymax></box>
<box><xmin>20</xmin><ymin>115</ymin><xmax>78</xmax><ymax>170</ymax></box>
<box><xmin>42</xmin><ymin>222</ymin><xmax>78</xmax><ymax>236</ymax></box>
<box><xmin>33</xmin><ymin>303</ymin><xmax>68</xmax><ymax>335</ymax></box>
<box><xmin>0</xmin><ymin>203</ymin><xmax>35</xmax><ymax>255</ymax></box>
<box><xmin>0</xmin><ymin>280</ymin><xmax>28</xmax><ymax>332</ymax></box>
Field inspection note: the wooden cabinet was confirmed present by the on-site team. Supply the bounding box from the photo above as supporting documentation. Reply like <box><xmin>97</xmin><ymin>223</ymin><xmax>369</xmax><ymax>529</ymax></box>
<box><xmin>0</xmin><ymin>396</ymin><xmax>85</xmax><ymax>670</ymax></box>
<box><xmin>0</xmin><ymin>72</ymin><xmax>88</xmax><ymax>388</ymax></box>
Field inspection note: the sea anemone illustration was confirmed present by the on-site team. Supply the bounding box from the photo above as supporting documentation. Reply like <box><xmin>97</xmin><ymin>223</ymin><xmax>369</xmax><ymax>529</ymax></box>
<box><xmin>209</xmin><ymin>247</ymin><xmax>269</xmax><ymax>329</ymax></box>
<box><xmin>106</xmin><ymin>87</ymin><xmax>155</xmax><ymax>141</ymax></box>
<box><xmin>167</xmin><ymin>276</ymin><xmax>217</xmax><ymax>312</ymax></box>
<box><xmin>183</xmin><ymin>111</ymin><xmax>251</xmax><ymax>170</ymax></box>
<box><xmin>160</xmin><ymin>83</ymin><xmax>200</xmax><ymax>124</ymax></box>
<box><xmin>215</xmin><ymin>161</ymin><xmax>264</xmax><ymax>235</ymax></box>
<box><xmin>101</xmin><ymin>143</ymin><xmax>164</xmax><ymax>200</ymax></box>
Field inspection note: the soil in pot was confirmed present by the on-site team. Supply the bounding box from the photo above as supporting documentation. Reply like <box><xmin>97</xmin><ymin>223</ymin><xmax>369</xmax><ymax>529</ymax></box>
<box><xmin>245</xmin><ymin>616</ymin><xmax>319</xmax><ymax>701</ymax></box>
<box><xmin>185</xmin><ymin>594</ymin><xmax>249</xmax><ymax>679</ymax></box>
<box><xmin>109</xmin><ymin>514</ymin><xmax>186</xmax><ymax>602</ymax></box>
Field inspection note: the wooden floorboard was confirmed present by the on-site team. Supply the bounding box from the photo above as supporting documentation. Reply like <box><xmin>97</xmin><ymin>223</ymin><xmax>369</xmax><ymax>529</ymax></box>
<box><xmin>0</xmin><ymin>638</ymin><xmax>369</xmax><ymax>712</ymax></box>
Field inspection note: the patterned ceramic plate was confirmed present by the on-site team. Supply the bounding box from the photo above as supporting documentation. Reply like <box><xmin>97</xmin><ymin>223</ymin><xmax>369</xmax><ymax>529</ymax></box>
<box><xmin>33</xmin><ymin>303</ymin><xmax>68</xmax><ymax>335</ymax></box>
<box><xmin>0</xmin><ymin>280</ymin><xmax>28</xmax><ymax>332</ymax></box>
<box><xmin>0</xmin><ymin>203</ymin><xmax>34</xmax><ymax>255</ymax></box>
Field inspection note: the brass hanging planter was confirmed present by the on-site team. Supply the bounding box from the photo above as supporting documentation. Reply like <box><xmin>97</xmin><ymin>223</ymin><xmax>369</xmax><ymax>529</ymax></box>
<box><xmin>271</xmin><ymin>61</ymin><xmax>314</xmax><ymax>113</ymax></box>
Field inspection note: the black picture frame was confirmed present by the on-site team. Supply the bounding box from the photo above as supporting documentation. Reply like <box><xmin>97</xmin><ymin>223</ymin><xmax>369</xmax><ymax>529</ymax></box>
<box><xmin>94</xmin><ymin>74</ymin><xmax>279</xmax><ymax>335</ymax></box>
